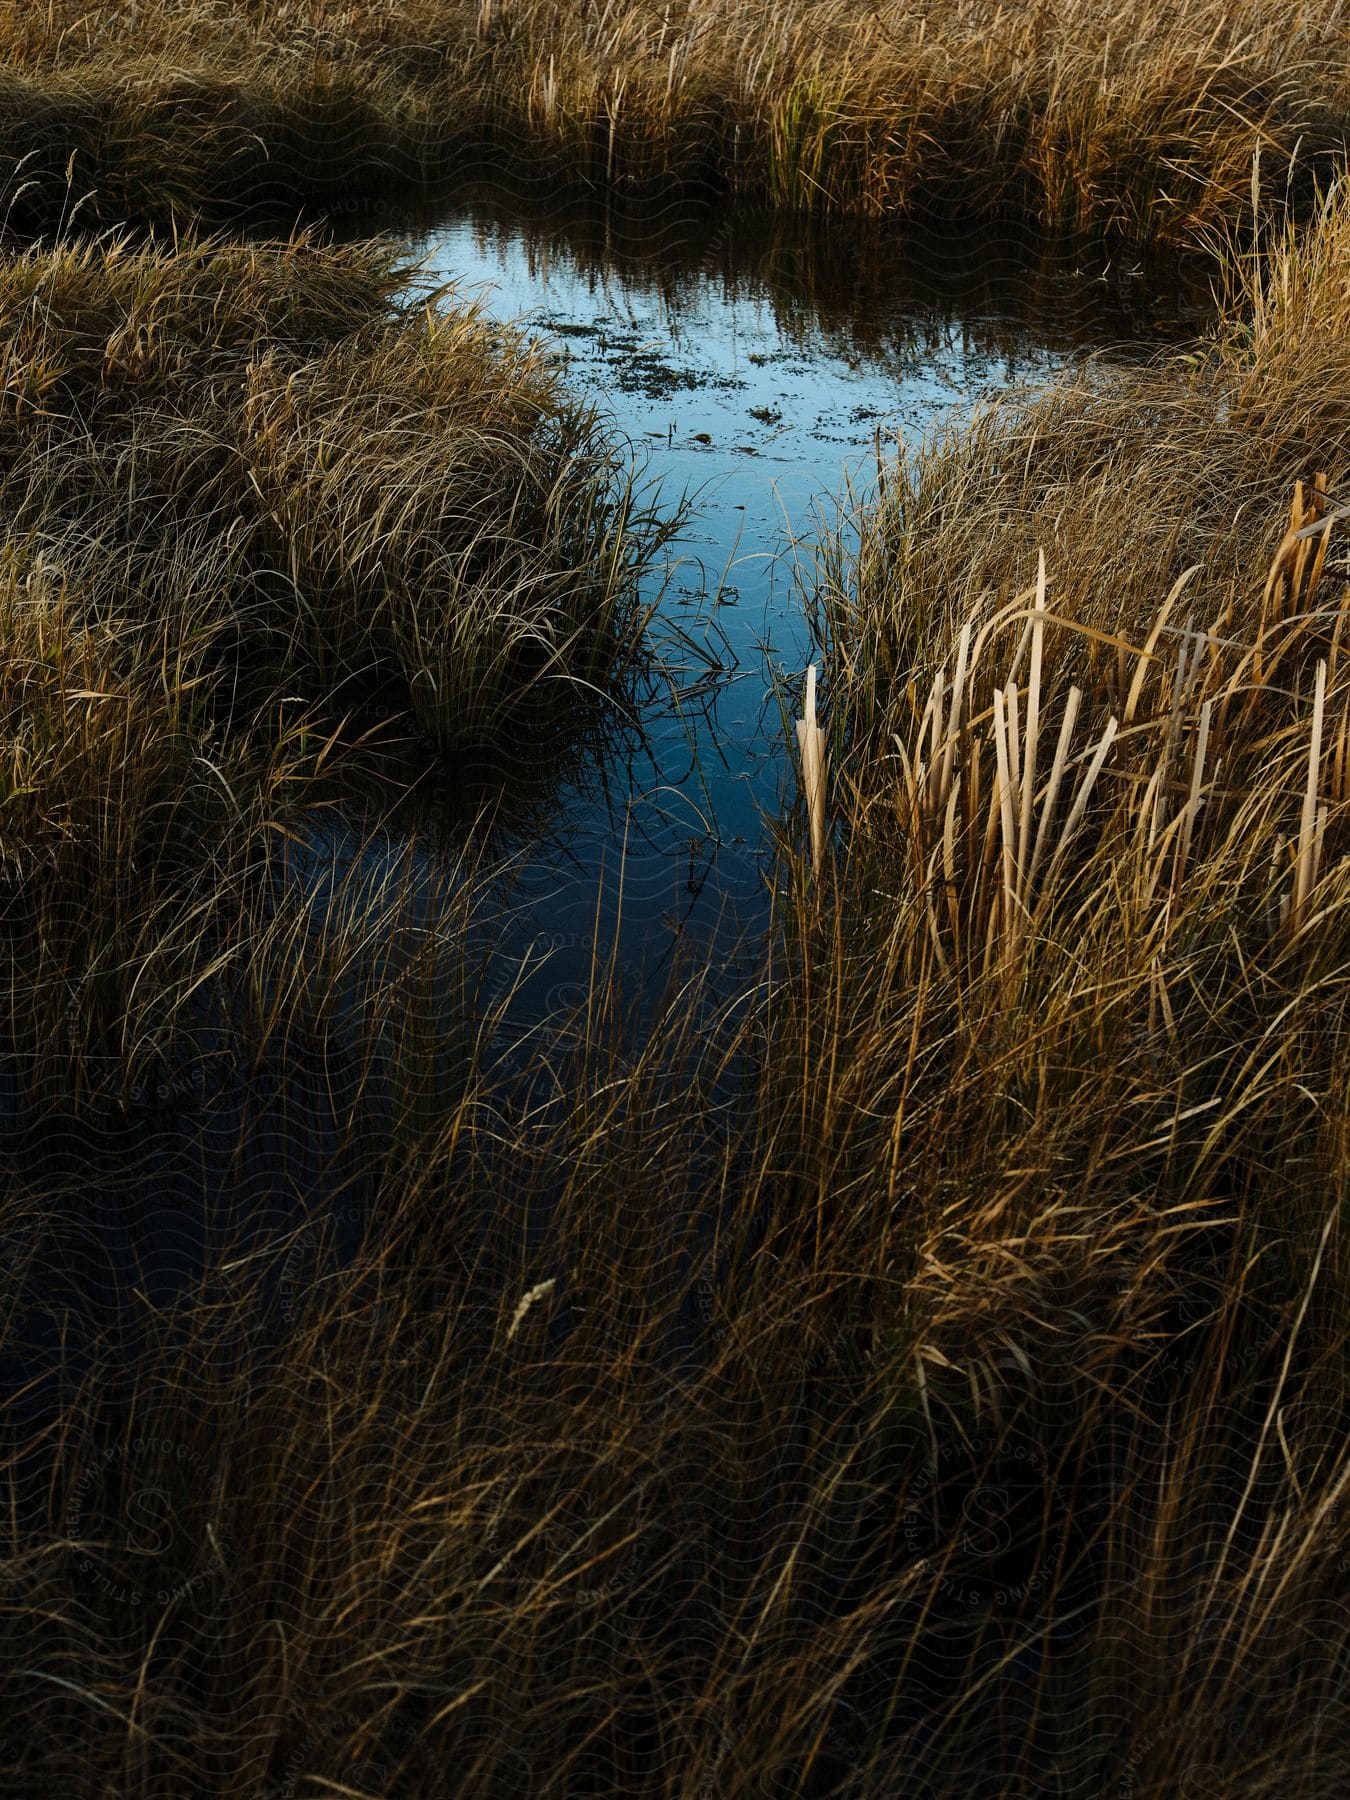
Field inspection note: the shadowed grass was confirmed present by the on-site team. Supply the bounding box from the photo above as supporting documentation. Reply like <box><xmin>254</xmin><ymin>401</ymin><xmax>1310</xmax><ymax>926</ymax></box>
<box><xmin>4</xmin><ymin>130</ymin><xmax>1350</xmax><ymax>1800</ymax></box>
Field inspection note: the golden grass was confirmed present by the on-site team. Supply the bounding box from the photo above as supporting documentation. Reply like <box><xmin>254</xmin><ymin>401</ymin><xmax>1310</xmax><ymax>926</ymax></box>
<box><xmin>0</xmin><ymin>2</ymin><xmax>1346</xmax><ymax>246</ymax></box>
<box><xmin>0</xmin><ymin>228</ymin><xmax>678</xmax><ymax>1142</ymax></box>
<box><xmin>0</xmin><ymin>232</ymin><xmax>676</xmax><ymax>762</ymax></box>
<box><xmin>748</xmin><ymin>183</ymin><xmax>1350</xmax><ymax>1787</ymax></box>
<box><xmin>4</xmin><ymin>92</ymin><xmax>1350</xmax><ymax>1800</ymax></box>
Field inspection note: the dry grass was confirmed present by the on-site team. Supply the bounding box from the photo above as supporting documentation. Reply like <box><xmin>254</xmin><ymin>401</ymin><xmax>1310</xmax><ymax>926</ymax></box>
<box><xmin>0</xmin><ymin>232</ymin><xmax>675</xmax><ymax>762</ymax></box>
<box><xmin>763</xmin><ymin>181</ymin><xmax>1350</xmax><ymax>1788</ymax></box>
<box><xmin>0</xmin><ymin>228</ymin><xmax>677</xmax><ymax>1153</ymax></box>
<box><xmin>0</xmin><ymin>2</ymin><xmax>1346</xmax><ymax>246</ymax></box>
<box><xmin>4</xmin><ymin>73</ymin><xmax>1350</xmax><ymax>1800</ymax></box>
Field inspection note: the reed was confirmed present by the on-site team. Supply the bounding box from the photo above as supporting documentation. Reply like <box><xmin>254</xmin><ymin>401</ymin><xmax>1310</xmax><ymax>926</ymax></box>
<box><xmin>795</xmin><ymin>660</ymin><xmax>829</xmax><ymax>873</ymax></box>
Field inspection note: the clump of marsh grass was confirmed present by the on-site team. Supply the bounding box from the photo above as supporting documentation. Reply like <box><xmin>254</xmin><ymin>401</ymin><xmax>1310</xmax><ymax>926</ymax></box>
<box><xmin>0</xmin><ymin>227</ymin><xmax>681</xmax><ymax>1144</ymax></box>
<box><xmin>793</xmin><ymin>181</ymin><xmax>1350</xmax><ymax>1308</ymax></box>
<box><xmin>0</xmin><ymin>231</ymin><xmax>678</xmax><ymax>765</ymax></box>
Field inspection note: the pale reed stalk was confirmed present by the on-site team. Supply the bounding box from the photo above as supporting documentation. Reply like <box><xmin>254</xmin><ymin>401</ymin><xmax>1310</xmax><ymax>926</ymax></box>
<box><xmin>796</xmin><ymin>662</ymin><xmax>828</xmax><ymax>871</ymax></box>
<box><xmin>1291</xmin><ymin>658</ymin><xmax>1327</xmax><ymax>929</ymax></box>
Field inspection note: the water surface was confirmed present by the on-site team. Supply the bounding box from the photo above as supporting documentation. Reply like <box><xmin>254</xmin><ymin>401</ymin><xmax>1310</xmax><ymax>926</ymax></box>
<box><xmin>407</xmin><ymin>201</ymin><xmax>1199</xmax><ymax>1055</ymax></box>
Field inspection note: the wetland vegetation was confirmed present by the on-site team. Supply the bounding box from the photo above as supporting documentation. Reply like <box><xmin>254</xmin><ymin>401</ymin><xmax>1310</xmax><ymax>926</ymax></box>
<box><xmin>1</xmin><ymin>1</ymin><xmax>1347</xmax><ymax>248</ymax></box>
<box><xmin>2</xmin><ymin>5</ymin><xmax>1350</xmax><ymax>1797</ymax></box>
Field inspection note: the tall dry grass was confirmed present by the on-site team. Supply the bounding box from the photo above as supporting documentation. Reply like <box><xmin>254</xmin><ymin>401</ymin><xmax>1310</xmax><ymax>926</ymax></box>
<box><xmin>769</xmin><ymin>179</ymin><xmax>1350</xmax><ymax>1787</ymax></box>
<box><xmin>0</xmin><ymin>2</ymin><xmax>1346</xmax><ymax>246</ymax></box>
<box><xmin>5</xmin><ymin>99</ymin><xmax>1350</xmax><ymax>1800</ymax></box>
<box><xmin>0</xmin><ymin>228</ymin><xmax>677</xmax><ymax>1172</ymax></box>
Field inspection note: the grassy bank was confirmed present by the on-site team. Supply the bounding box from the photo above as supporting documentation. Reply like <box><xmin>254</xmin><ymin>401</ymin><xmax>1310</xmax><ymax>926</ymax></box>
<box><xmin>0</xmin><ymin>232</ymin><xmax>670</xmax><ymax>760</ymax></box>
<box><xmin>3</xmin><ymin>195</ymin><xmax>1350</xmax><ymax>1794</ymax></box>
<box><xmin>784</xmin><ymin>180</ymin><xmax>1350</xmax><ymax>1782</ymax></box>
<box><xmin>1</xmin><ymin>2</ymin><xmax>1347</xmax><ymax>248</ymax></box>
<box><xmin>0</xmin><ymin>230</ymin><xmax>674</xmax><ymax>1123</ymax></box>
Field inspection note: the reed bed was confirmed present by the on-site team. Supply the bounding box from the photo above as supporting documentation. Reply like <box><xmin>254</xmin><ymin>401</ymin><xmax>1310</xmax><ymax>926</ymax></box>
<box><xmin>769</xmin><ymin>179</ymin><xmax>1350</xmax><ymax>1784</ymax></box>
<box><xmin>0</xmin><ymin>2</ymin><xmax>1347</xmax><ymax>248</ymax></box>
